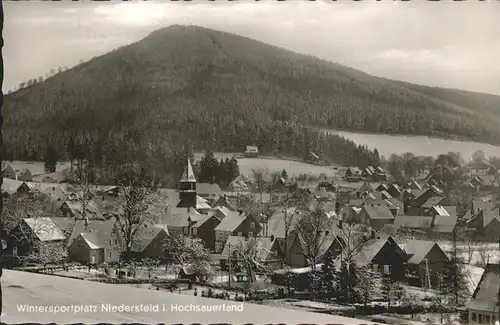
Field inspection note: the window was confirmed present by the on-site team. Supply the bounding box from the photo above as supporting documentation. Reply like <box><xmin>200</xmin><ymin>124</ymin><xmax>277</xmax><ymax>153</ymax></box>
<box><xmin>248</xmin><ymin>232</ymin><xmax>253</xmax><ymax>237</ymax></box>
<box><xmin>383</xmin><ymin>265</ymin><xmax>390</xmax><ymax>275</ymax></box>
<box><xmin>250</xmin><ymin>222</ymin><xmax>255</xmax><ymax>229</ymax></box>
<box><xmin>479</xmin><ymin>314</ymin><xmax>483</xmax><ymax>324</ymax></box>
<box><xmin>183</xmin><ymin>227</ymin><xmax>188</xmax><ymax>235</ymax></box>
<box><xmin>492</xmin><ymin>315</ymin><xmax>496</xmax><ymax>323</ymax></box>
<box><xmin>485</xmin><ymin>315</ymin><xmax>490</xmax><ymax>324</ymax></box>
<box><xmin>472</xmin><ymin>313</ymin><xmax>477</xmax><ymax>322</ymax></box>
<box><xmin>192</xmin><ymin>228</ymin><xmax>198</xmax><ymax>235</ymax></box>
<box><xmin>372</xmin><ymin>264</ymin><xmax>378</xmax><ymax>272</ymax></box>
<box><xmin>237</xmin><ymin>232</ymin><xmax>243</xmax><ymax>237</ymax></box>
<box><xmin>114</xmin><ymin>239</ymin><xmax>117</xmax><ymax>246</ymax></box>
<box><xmin>108</xmin><ymin>251</ymin><xmax>112</xmax><ymax>259</ymax></box>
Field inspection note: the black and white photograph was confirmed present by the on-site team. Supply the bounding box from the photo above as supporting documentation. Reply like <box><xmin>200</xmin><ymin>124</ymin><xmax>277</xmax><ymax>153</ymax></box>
<box><xmin>0</xmin><ymin>1</ymin><xmax>499</xmax><ymax>324</ymax></box>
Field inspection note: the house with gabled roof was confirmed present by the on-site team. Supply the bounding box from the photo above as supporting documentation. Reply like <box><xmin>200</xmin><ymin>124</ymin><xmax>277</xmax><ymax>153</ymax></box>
<box><xmin>2</xmin><ymin>161</ymin><xmax>16</xmax><ymax>180</ymax></box>
<box><xmin>69</xmin><ymin>218</ymin><xmax>129</xmax><ymax>264</ymax></box>
<box><xmin>376</xmin><ymin>183</ymin><xmax>389</xmax><ymax>192</ymax></box>
<box><xmin>466</xmin><ymin>209</ymin><xmax>500</xmax><ymax>242</ymax></box>
<box><xmin>467</xmin><ymin>264</ymin><xmax>500</xmax><ymax>324</ymax></box>
<box><xmin>11</xmin><ymin>217</ymin><xmax>67</xmax><ymax>256</ymax></box>
<box><xmin>405</xmin><ymin>179</ymin><xmax>422</xmax><ymax>191</ymax></box>
<box><xmin>1</xmin><ymin>178</ymin><xmax>24</xmax><ymax>198</ymax></box>
<box><xmin>471</xmin><ymin>200</ymin><xmax>498</xmax><ymax>215</ymax></box>
<box><xmin>189</xmin><ymin>213</ymin><xmax>221</xmax><ymax>251</ymax></box>
<box><xmin>344</xmin><ymin>167</ymin><xmax>362</xmax><ymax>182</ymax></box>
<box><xmin>214</xmin><ymin>210</ymin><xmax>261</xmax><ymax>253</ymax></box>
<box><xmin>130</xmin><ymin>225</ymin><xmax>170</xmax><ymax>260</ymax></box>
<box><xmin>403</xmin><ymin>240</ymin><xmax>450</xmax><ymax>287</ymax></box>
<box><xmin>356</xmin><ymin>204</ymin><xmax>395</xmax><ymax>229</ymax></box>
<box><xmin>212</xmin><ymin>195</ymin><xmax>237</xmax><ymax>211</ymax></box>
<box><xmin>361</xmin><ymin>166</ymin><xmax>376</xmax><ymax>179</ymax></box>
<box><xmin>16</xmin><ymin>169</ymin><xmax>33</xmax><ymax>182</ymax></box>
<box><xmin>349</xmin><ymin>235</ymin><xmax>407</xmax><ymax>282</ymax></box>
<box><xmin>387</xmin><ymin>183</ymin><xmax>402</xmax><ymax>198</ymax></box>
<box><xmin>59</xmin><ymin>200</ymin><xmax>105</xmax><ymax>221</ymax></box>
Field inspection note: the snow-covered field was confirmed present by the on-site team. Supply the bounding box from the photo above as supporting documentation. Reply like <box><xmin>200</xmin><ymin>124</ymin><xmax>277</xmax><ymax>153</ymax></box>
<box><xmin>2</xmin><ymin>270</ymin><xmax>376</xmax><ymax>324</ymax></box>
<box><xmin>193</xmin><ymin>152</ymin><xmax>338</xmax><ymax>177</ymax></box>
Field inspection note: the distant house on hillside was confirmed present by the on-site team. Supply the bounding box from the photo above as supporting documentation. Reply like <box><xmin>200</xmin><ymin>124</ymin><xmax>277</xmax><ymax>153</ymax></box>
<box><xmin>227</xmin><ymin>175</ymin><xmax>253</xmax><ymax>193</ymax></box>
<box><xmin>468</xmin><ymin>159</ymin><xmax>491</xmax><ymax>173</ymax></box>
<box><xmin>344</xmin><ymin>167</ymin><xmax>362</xmax><ymax>182</ymax></box>
<box><xmin>2</xmin><ymin>162</ymin><xmax>16</xmax><ymax>180</ymax></box>
<box><xmin>16</xmin><ymin>169</ymin><xmax>33</xmax><ymax>182</ymax></box>
<box><xmin>467</xmin><ymin>264</ymin><xmax>500</xmax><ymax>324</ymax></box>
<box><xmin>244</xmin><ymin>146</ymin><xmax>259</xmax><ymax>158</ymax></box>
<box><xmin>308</xmin><ymin>151</ymin><xmax>320</xmax><ymax>164</ymax></box>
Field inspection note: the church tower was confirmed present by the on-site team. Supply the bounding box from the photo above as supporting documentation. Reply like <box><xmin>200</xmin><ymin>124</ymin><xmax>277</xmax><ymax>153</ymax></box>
<box><xmin>177</xmin><ymin>158</ymin><xmax>197</xmax><ymax>208</ymax></box>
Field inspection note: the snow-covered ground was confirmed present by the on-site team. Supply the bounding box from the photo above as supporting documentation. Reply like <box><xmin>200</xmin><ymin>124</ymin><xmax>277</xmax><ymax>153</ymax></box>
<box><xmin>2</xmin><ymin>270</ymin><xmax>377</xmax><ymax>324</ymax></box>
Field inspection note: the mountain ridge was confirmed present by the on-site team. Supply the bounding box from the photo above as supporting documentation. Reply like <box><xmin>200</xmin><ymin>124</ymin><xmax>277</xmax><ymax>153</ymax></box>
<box><xmin>4</xmin><ymin>24</ymin><xmax>500</xmax><ymax>165</ymax></box>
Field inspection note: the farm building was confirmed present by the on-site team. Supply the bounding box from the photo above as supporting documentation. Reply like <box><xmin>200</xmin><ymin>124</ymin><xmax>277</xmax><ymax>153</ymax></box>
<box><xmin>244</xmin><ymin>145</ymin><xmax>259</xmax><ymax>158</ymax></box>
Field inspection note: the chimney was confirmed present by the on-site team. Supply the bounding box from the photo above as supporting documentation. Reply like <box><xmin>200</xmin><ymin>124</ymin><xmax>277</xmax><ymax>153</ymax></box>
<box><xmin>238</xmin><ymin>209</ymin><xmax>244</xmax><ymax>215</ymax></box>
<box><xmin>338</xmin><ymin>220</ymin><xmax>343</xmax><ymax>229</ymax></box>
<box><xmin>371</xmin><ymin>229</ymin><xmax>376</xmax><ymax>239</ymax></box>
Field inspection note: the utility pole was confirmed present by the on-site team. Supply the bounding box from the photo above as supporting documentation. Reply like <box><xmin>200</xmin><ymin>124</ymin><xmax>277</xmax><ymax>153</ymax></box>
<box><xmin>424</xmin><ymin>258</ymin><xmax>431</xmax><ymax>290</ymax></box>
<box><xmin>228</xmin><ymin>243</ymin><xmax>231</xmax><ymax>289</ymax></box>
<box><xmin>497</xmin><ymin>236</ymin><xmax>500</xmax><ymax>323</ymax></box>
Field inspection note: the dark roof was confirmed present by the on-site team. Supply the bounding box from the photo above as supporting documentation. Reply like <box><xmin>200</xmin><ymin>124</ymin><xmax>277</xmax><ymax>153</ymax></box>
<box><xmin>131</xmin><ymin>225</ymin><xmax>169</xmax><ymax>253</ymax></box>
<box><xmin>214</xmin><ymin>211</ymin><xmax>247</xmax><ymax>232</ymax></box>
<box><xmin>432</xmin><ymin>214</ymin><xmax>458</xmax><ymax>233</ymax></box>
<box><xmin>468</xmin><ymin>264</ymin><xmax>499</xmax><ymax>312</ymax></box>
<box><xmin>404</xmin><ymin>240</ymin><xmax>448</xmax><ymax>264</ymax></box>
<box><xmin>421</xmin><ymin>196</ymin><xmax>445</xmax><ymax>209</ymax></box>
<box><xmin>352</xmin><ymin>235</ymin><xmax>401</xmax><ymax>266</ymax></box>
<box><xmin>67</xmin><ymin>219</ymin><xmax>117</xmax><ymax>248</ymax></box>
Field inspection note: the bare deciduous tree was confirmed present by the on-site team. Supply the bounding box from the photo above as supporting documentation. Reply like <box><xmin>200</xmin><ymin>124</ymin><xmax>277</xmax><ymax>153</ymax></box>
<box><xmin>231</xmin><ymin>237</ymin><xmax>273</xmax><ymax>290</ymax></box>
<box><xmin>114</xmin><ymin>168</ymin><xmax>158</xmax><ymax>261</ymax></box>
<box><xmin>163</xmin><ymin>235</ymin><xmax>213</xmax><ymax>282</ymax></box>
<box><xmin>296</xmin><ymin>201</ymin><xmax>336</xmax><ymax>269</ymax></box>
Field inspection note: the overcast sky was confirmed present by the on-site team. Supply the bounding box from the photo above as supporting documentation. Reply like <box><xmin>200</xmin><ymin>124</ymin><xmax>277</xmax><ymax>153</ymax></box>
<box><xmin>3</xmin><ymin>1</ymin><xmax>500</xmax><ymax>95</ymax></box>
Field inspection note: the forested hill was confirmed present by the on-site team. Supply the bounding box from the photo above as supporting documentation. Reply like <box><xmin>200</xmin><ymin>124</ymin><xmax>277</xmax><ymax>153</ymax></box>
<box><xmin>3</xmin><ymin>25</ymin><xmax>500</xmax><ymax>172</ymax></box>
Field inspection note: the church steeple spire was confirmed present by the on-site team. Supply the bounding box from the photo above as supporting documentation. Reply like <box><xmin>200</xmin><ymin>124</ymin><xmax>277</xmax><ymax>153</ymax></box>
<box><xmin>180</xmin><ymin>158</ymin><xmax>196</xmax><ymax>183</ymax></box>
<box><xmin>177</xmin><ymin>158</ymin><xmax>197</xmax><ymax>208</ymax></box>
